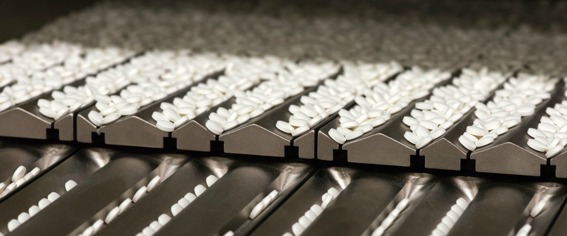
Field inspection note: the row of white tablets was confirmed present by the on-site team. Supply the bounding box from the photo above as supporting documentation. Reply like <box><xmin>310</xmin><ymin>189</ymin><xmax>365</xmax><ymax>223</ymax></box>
<box><xmin>37</xmin><ymin>49</ymin><xmax>135</xmax><ymax>119</ymax></box>
<box><xmin>526</xmin><ymin>99</ymin><xmax>567</xmax><ymax>158</ymax></box>
<box><xmin>153</xmin><ymin>55</ymin><xmax>286</xmax><ymax>132</ymax></box>
<box><xmin>371</xmin><ymin>198</ymin><xmax>410</xmax><ymax>236</ymax></box>
<box><xmin>38</xmin><ymin>52</ymin><xmax>178</xmax><ymax>120</ymax></box>
<box><xmin>135</xmin><ymin>175</ymin><xmax>218</xmax><ymax>236</ymax></box>
<box><xmin>284</xmin><ymin>187</ymin><xmax>342</xmax><ymax>236</ymax></box>
<box><xmin>87</xmin><ymin>52</ymin><xmax>224</xmax><ymax>127</ymax></box>
<box><xmin>328</xmin><ymin>67</ymin><xmax>450</xmax><ymax>144</ymax></box>
<box><xmin>403</xmin><ymin>68</ymin><xmax>506</xmax><ymax>148</ymax></box>
<box><xmin>276</xmin><ymin>62</ymin><xmax>398</xmax><ymax>137</ymax></box>
<box><xmin>458</xmin><ymin>74</ymin><xmax>556</xmax><ymax>151</ymax></box>
<box><xmin>206</xmin><ymin>78</ymin><xmax>306</xmax><ymax>135</ymax></box>
<box><xmin>78</xmin><ymin>176</ymin><xmax>162</xmax><ymax>236</ymax></box>
<box><xmin>1</xmin><ymin>44</ymin><xmax>129</xmax><ymax>113</ymax></box>
<box><xmin>0</xmin><ymin>41</ymin><xmax>25</xmax><ymax>64</ymax></box>
<box><xmin>430</xmin><ymin>197</ymin><xmax>471</xmax><ymax>236</ymax></box>
<box><xmin>6</xmin><ymin>180</ymin><xmax>77</xmax><ymax>232</ymax></box>
<box><xmin>0</xmin><ymin>165</ymin><xmax>40</xmax><ymax>198</ymax></box>
<box><xmin>249</xmin><ymin>190</ymin><xmax>279</xmax><ymax>219</ymax></box>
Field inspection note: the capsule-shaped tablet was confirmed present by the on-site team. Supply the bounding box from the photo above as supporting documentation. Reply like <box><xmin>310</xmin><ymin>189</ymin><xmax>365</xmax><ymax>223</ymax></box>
<box><xmin>205</xmin><ymin>120</ymin><xmax>224</xmax><ymax>135</ymax></box>
<box><xmin>249</xmin><ymin>202</ymin><xmax>265</xmax><ymax>219</ymax></box>
<box><xmin>291</xmin><ymin>126</ymin><xmax>310</xmax><ymax>137</ymax></box>
<box><xmin>132</xmin><ymin>186</ymin><xmax>148</xmax><ymax>203</ymax></box>
<box><xmin>329</xmin><ymin>128</ymin><xmax>346</xmax><ymax>144</ymax></box>
<box><xmin>104</xmin><ymin>207</ymin><xmax>120</xmax><ymax>224</ymax></box>
<box><xmin>184</xmin><ymin>192</ymin><xmax>197</xmax><ymax>202</ymax></box>
<box><xmin>276</xmin><ymin>121</ymin><xmax>294</xmax><ymax>134</ymax></box>
<box><xmin>171</xmin><ymin>203</ymin><xmax>183</xmax><ymax>216</ymax></box>
<box><xmin>47</xmin><ymin>192</ymin><xmax>60</xmax><ymax>202</ymax></box>
<box><xmin>146</xmin><ymin>176</ymin><xmax>161</xmax><ymax>192</ymax></box>
<box><xmin>38</xmin><ymin>198</ymin><xmax>51</xmax><ymax>209</ymax></box>
<box><xmin>546</xmin><ymin>145</ymin><xmax>563</xmax><ymax>158</ymax></box>
<box><xmin>158</xmin><ymin>214</ymin><xmax>171</xmax><ymax>225</ymax></box>
<box><xmin>8</xmin><ymin>219</ymin><xmax>20</xmax><ymax>232</ymax></box>
<box><xmin>527</xmin><ymin>139</ymin><xmax>547</xmax><ymax>152</ymax></box>
<box><xmin>119</xmin><ymin>198</ymin><xmax>132</xmax><ymax>213</ymax></box>
<box><xmin>28</xmin><ymin>205</ymin><xmax>40</xmax><ymax>216</ymax></box>
<box><xmin>65</xmin><ymin>180</ymin><xmax>78</xmax><ymax>191</ymax></box>
<box><xmin>459</xmin><ymin>135</ymin><xmax>477</xmax><ymax>151</ymax></box>
<box><xmin>12</xmin><ymin>165</ymin><xmax>26</xmax><ymax>182</ymax></box>
<box><xmin>194</xmin><ymin>184</ymin><xmax>206</xmax><ymax>196</ymax></box>
<box><xmin>292</xmin><ymin>223</ymin><xmax>306</xmax><ymax>236</ymax></box>
<box><xmin>178</xmin><ymin>198</ymin><xmax>190</xmax><ymax>208</ymax></box>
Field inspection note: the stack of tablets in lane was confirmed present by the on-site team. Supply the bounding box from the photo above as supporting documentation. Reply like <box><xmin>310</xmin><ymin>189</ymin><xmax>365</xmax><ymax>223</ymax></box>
<box><xmin>154</xmin><ymin>56</ymin><xmax>288</xmax><ymax>132</ymax></box>
<box><xmin>276</xmin><ymin>62</ymin><xmax>400</xmax><ymax>137</ymax></box>
<box><xmin>5</xmin><ymin>180</ymin><xmax>77</xmax><ymax>233</ymax></box>
<box><xmin>402</xmin><ymin>68</ymin><xmax>506</xmax><ymax>148</ymax></box>
<box><xmin>249</xmin><ymin>190</ymin><xmax>279</xmax><ymax>219</ymax></box>
<box><xmin>0</xmin><ymin>165</ymin><xmax>40</xmax><ymax>198</ymax></box>
<box><xmin>526</xmin><ymin>81</ymin><xmax>567</xmax><ymax>158</ymax></box>
<box><xmin>0</xmin><ymin>43</ymin><xmax>84</xmax><ymax>111</ymax></box>
<box><xmin>0</xmin><ymin>41</ymin><xmax>25</xmax><ymax>64</ymax></box>
<box><xmin>206</xmin><ymin>60</ymin><xmax>338</xmax><ymax>135</ymax></box>
<box><xmin>78</xmin><ymin>176</ymin><xmax>162</xmax><ymax>236</ymax></box>
<box><xmin>370</xmin><ymin>198</ymin><xmax>410</xmax><ymax>236</ymax></box>
<box><xmin>326</xmin><ymin>67</ymin><xmax>450</xmax><ymax>144</ymax></box>
<box><xmin>36</xmin><ymin>48</ymin><xmax>135</xmax><ymax>120</ymax></box>
<box><xmin>87</xmin><ymin>52</ymin><xmax>224</xmax><ymax>127</ymax></box>
<box><xmin>135</xmin><ymin>175</ymin><xmax>218</xmax><ymax>236</ymax></box>
<box><xmin>458</xmin><ymin>74</ymin><xmax>556</xmax><ymax>151</ymax></box>
<box><xmin>284</xmin><ymin>187</ymin><xmax>343</xmax><ymax>236</ymax></box>
<box><xmin>430</xmin><ymin>197</ymin><xmax>471</xmax><ymax>236</ymax></box>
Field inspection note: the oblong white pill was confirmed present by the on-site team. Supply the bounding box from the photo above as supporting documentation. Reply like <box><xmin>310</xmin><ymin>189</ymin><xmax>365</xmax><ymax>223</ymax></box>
<box><xmin>104</xmin><ymin>207</ymin><xmax>120</xmax><ymax>224</ymax></box>
<box><xmin>327</xmin><ymin>187</ymin><xmax>340</xmax><ymax>198</ymax></box>
<box><xmin>184</xmin><ymin>192</ymin><xmax>197</xmax><ymax>202</ymax></box>
<box><xmin>194</xmin><ymin>184</ymin><xmax>206</xmax><ymax>196</ymax></box>
<box><xmin>249</xmin><ymin>202</ymin><xmax>265</xmax><ymax>219</ymax></box>
<box><xmin>119</xmin><ymin>198</ymin><xmax>132</xmax><ymax>213</ymax></box>
<box><xmin>206</xmin><ymin>175</ymin><xmax>218</xmax><ymax>187</ymax></box>
<box><xmin>178</xmin><ymin>198</ymin><xmax>190</xmax><ymax>208</ymax></box>
<box><xmin>404</xmin><ymin>131</ymin><xmax>419</xmax><ymax>145</ymax></box>
<box><xmin>132</xmin><ymin>186</ymin><xmax>148</xmax><ymax>203</ymax></box>
<box><xmin>92</xmin><ymin>219</ymin><xmax>104</xmax><ymax>232</ymax></box>
<box><xmin>171</xmin><ymin>203</ymin><xmax>183</xmax><ymax>216</ymax></box>
<box><xmin>329</xmin><ymin>128</ymin><xmax>346</xmax><ymax>144</ymax></box>
<box><xmin>28</xmin><ymin>205</ymin><xmax>40</xmax><ymax>216</ymax></box>
<box><xmin>466</xmin><ymin>125</ymin><xmax>487</xmax><ymax>137</ymax></box>
<box><xmin>311</xmin><ymin>204</ymin><xmax>324</xmax><ymax>215</ymax></box>
<box><xmin>345</xmin><ymin>129</ymin><xmax>363</xmax><ymax>141</ymax></box>
<box><xmin>158</xmin><ymin>214</ymin><xmax>171</xmax><ymax>225</ymax></box>
<box><xmin>292</xmin><ymin>223</ymin><xmax>306</xmax><ymax>236</ymax></box>
<box><xmin>456</xmin><ymin>198</ymin><xmax>469</xmax><ymax>209</ymax></box>
<box><xmin>305</xmin><ymin>210</ymin><xmax>317</xmax><ymax>221</ymax></box>
<box><xmin>47</xmin><ymin>192</ymin><xmax>60</xmax><ymax>202</ymax></box>
<box><xmin>291</xmin><ymin>126</ymin><xmax>310</xmax><ymax>137</ymax></box>
<box><xmin>149</xmin><ymin>221</ymin><xmax>162</xmax><ymax>232</ymax></box>
<box><xmin>12</xmin><ymin>165</ymin><xmax>26</xmax><ymax>182</ymax></box>
<box><xmin>459</xmin><ymin>135</ymin><xmax>477</xmax><ymax>151</ymax></box>
<box><xmin>87</xmin><ymin>110</ymin><xmax>104</xmax><ymax>126</ymax></box>
<box><xmin>38</xmin><ymin>198</ymin><xmax>51</xmax><ymax>209</ymax></box>
<box><xmin>546</xmin><ymin>145</ymin><xmax>563</xmax><ymax>158</ymax></box>
<box><xmin>146</xmin><ymin>176</ymin><xmax>161</xmax><ymax>192</ymax></box>
<box><xmin>298</xmin><ymin>215</ymin><xmax>312</xmax><ymax>228</ymax></box>
<box><xmin>527</xmin><ymin>139</ymin><xmax>547</xmax><ymax>152</ymax></box>
<box><xmin>18</xmin><ymin>212</ymin><xmax>30</xmax><ymax>223</ymax></box>
<box><xmin>65</xmin><ymin>180</ymin><xmax>78</xmax><ymax>191</ymax></box>
<box><xmin>7</xmin><ymin>219</ymin><xmax>20</xmax><ymax>232</ymax></box>
<box><xmin>205</xmin><ymin>120</ymin><xmax>224</xmax><ymax>135</ymax></box>
<box><xmin>475</xmin><ymin>135</ymin><xmax>495</xmax><ymax>148</ymax></box>
<box><xmin>276</xmin><ymin>120</ymin><xmax>294</xmax><ymax>134</ymax></box>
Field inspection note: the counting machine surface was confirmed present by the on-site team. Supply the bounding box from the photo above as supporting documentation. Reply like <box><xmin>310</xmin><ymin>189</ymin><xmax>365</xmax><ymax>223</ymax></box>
<box><xmin>2</xmin><ymin>0</ymin><xmax>567</xmax><ymax>235</ymax></box>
